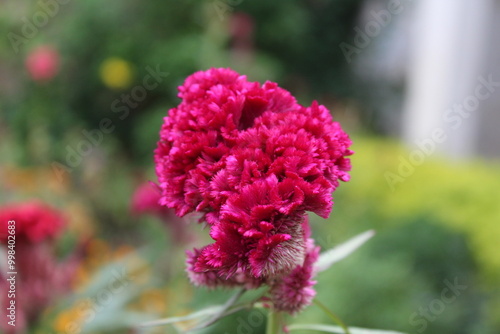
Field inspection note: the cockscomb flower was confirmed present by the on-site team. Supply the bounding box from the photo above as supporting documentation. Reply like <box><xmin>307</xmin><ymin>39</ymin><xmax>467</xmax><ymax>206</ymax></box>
<box><xmin>154</xmin><ymin>68</ymin><xmax>352</xmax><ymax>313</ymax></box>
<box><xmin>0</xmin><ymin>200</ymin><xmax>65</xmax><ymax>243</ymax></box>
<box><xmin>0</xmin><ymin>201</ymin><xmax>79</xmax><ymax>334</ymax></box>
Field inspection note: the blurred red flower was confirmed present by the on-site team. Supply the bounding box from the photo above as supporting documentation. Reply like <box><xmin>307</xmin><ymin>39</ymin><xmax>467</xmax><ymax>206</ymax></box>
<box><xmin>0</xmin><ymin>201</ymin><xmax>79</xmax><ymax>333</ymax></box>
<box><xmin>0</xmin><ymin>200</ymin><xmax>65</xmax><ymax>243</ymax></box>
<box><xmin>25</xmin><ymin>45</ymin><xmax>60</xmax><ymax>82</ymax></box>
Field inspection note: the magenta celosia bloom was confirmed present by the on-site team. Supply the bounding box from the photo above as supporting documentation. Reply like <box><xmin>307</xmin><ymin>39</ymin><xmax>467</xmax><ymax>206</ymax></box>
<box><xmin>0</xmin><ymin>201</ymin><xmax>78</xmax><ymax>334</ymax></box>
<box><xmin>154</xmin><ymin>68</ymin><xmax>352</xmax><ymax>313</ymax></box>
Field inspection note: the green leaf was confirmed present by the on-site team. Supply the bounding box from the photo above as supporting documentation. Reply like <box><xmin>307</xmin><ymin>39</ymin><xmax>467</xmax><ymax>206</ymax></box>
<box><xmin>186</xmin><ymin>288</ymin><xmax>246</xmax><ymax>331</ymax></box>
<box><xmin>51</xmin><ymin>253</ymin><xmax>156</xmax><ymax>334</ymax></box>
<box><xmin>313</xmin><ymin>299</ymin><xmax>350</xmax><ymax>334</ymax></box>
<box><xmin>84</xmin><ymin>311</ymin><xmax>152</xmax><ymax>333</ymax></box>
<box><xmin>139</xmin><ymin>305</ymin><xmax>224</xmax><ymax>328</ymax></box>
<box><xmin>141</xmin><ymin>288</ymin><xmax>248</xmax><ymax>330</ymax></box>
<box><xmin>287</xmin><ymin>324</ymin><xmax>407</xmax><ymax>334</ymax></box>
<box><xmin>315</xmin><ymin>230</ymin><xmax>375</xmax><ymax>273</ymax></box>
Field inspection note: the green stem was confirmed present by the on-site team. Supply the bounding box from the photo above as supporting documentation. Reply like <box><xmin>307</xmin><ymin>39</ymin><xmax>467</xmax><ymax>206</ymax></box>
<box><xmin>266</xmin><ymin>309</ymin><xmax>284</xmax><ymax>334</ymax></box>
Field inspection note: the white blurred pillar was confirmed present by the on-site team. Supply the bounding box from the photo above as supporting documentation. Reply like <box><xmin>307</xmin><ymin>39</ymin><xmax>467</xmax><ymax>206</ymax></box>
<box><xmin>402</xmin><ymin>0</ymin><xmax>494</xmax><ymax>159</ymax></box>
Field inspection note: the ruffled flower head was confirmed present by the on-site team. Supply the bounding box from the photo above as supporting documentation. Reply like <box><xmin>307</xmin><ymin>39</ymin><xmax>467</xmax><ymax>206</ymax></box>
<box><xmin>154</xmin><ymin>68</ymin><xmax>352</xmax><ymax>313</ymax></box>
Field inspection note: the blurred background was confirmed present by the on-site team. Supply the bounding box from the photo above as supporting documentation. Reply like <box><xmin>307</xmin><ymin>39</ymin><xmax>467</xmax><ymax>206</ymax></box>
<box><xmin>0</xmin><ymin>0</ymin><xmax>499</xmax><ymax>333</ymax></box>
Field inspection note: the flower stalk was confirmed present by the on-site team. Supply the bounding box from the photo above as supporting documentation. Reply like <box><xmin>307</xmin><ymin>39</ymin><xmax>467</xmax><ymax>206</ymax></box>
<box><xmin>266</xmin><ymin>309</ymin><xmax>284</xmax><ymax>334</ymax></box>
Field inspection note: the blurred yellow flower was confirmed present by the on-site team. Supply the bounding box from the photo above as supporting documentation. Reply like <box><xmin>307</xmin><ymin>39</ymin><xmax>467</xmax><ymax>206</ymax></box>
<box><xmin>53</xmin><ymin>304</ymin><xmax>85</xmax><ymax>334</ymax></box>
<box><xmin>72</xmin><ymin>239</ymin><xmax>139</xmax><ymax>290</ymax></box>
<box><xmin>1</xmin><ymin>165</ymin><xmax>70</xmax><ymax>195</ymax></box>
<box><xmin>130</xmin><ymin>288</ymin><xmax>169</xmax><ymax>314</ymax></box>
<box><xmin>72</xmin><ymin>239</ymin><xmax>114</xmax><ymax>290</ymax></box>
<box><xmin>65</xmin><ymin>201</ymin><xmax>95</xmax><ymax>239</ymax></box>
<box><xmin>99</xmin><ymin>57</ymin><xmax>134</xmax><ymax>89</ymax></box>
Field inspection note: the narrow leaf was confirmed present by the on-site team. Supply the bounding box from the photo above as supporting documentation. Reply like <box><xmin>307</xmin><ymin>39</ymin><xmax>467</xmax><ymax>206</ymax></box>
<box><xmin>315</xmin><ymin>230</ymin><xmax>375</xmax><ymax>272</ymax></box>
<box><xmin>186</xmin><ymin>288</ymin><xmax>246</xmax><ymax>331</ymax></box>
<box><xmin>313</xmin><ymin>299</ymin><xmax>350</xmax><ymax>334</ymax></box>
<box><xmin>140</xmin><ymin>305</ymin><xmax>223</xmax><ymax>328</ymax></box>
<box><xmin>141</xmin><ymin>288</ymin><xmax>247</xmax><ymax>330</ymax></box>
<box><xmin>287</xmin><ymin>324</ymin><xmax>407</xmax><ymax>334</ymax></box>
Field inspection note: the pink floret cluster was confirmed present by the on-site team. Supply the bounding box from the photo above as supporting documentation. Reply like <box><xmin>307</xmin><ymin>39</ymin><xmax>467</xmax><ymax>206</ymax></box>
<box><xmin>154</xmin><ymin>68</ymin><xmax>352</xmax><ymax>314</ymax></box>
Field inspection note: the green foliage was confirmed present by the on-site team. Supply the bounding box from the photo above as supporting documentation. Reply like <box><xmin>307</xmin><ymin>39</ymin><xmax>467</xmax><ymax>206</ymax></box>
<box><xmin>308</xmin><ymin>136</ymin><xmax>500</xmax><ymax>334</ymax></box>
<box><xmin>1</xmin><ymin>0</ymin><xmax>363</xmax><ymax>165</ymax></box>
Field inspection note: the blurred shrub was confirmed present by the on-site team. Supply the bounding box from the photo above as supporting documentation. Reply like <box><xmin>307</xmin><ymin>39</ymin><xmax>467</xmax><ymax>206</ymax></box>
<box><xmin>306</xmin><ymin>136</ymin><xmax>500</xmax><ymax>333</ymax></box>
<box><xmin>336</xmin><ymin>137</ymin><xmax>500</xmax><ymax>285</ymax></box>
<box><xmin>0</xmin><ymin>0</ymin><xmax>364</xmax><ymax>167</ymax></box>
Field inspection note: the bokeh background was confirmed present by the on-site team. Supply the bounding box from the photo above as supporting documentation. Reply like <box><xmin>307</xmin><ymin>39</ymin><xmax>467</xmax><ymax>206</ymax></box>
<box><xmin>1</xmin><ymin>0</ymin><xmax>499</xmax><ymax>333</ymax></box>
